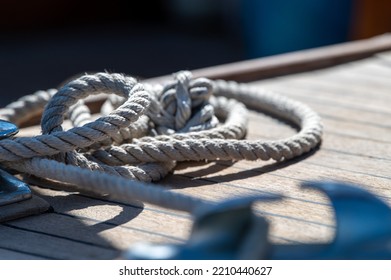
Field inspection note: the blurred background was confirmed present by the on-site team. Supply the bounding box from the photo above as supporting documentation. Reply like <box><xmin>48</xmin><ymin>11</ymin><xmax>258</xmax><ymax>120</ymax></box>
<box><xmin>1</xmin><ymin>0</ymin><xmax>391</xmax><ymax>106</ymax></box>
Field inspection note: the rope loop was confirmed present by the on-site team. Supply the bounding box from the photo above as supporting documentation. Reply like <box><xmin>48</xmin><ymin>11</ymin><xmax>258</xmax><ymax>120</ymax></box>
<box><xmin>147</xmin><ymin>71</ymin><xmax>218</xmax><ymax>135</ymax></box>
<box><xmin>0</xmin><ymin>71</ymin><xmax>323</xmax><ymax>212</ymax></box>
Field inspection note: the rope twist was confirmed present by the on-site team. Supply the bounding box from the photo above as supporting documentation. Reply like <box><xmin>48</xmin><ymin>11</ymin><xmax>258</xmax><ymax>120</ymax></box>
<box><xmin>0</xmin><ymin>71</ymin><xmax>323</xmax><ymax>213</ymax></box>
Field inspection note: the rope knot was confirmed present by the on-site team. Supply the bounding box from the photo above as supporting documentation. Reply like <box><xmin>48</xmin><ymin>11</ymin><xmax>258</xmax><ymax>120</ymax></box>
<box><xmin>148</xmin><ymin>71</ymin><xmax>218</xmax><ymax>135</ymax></box>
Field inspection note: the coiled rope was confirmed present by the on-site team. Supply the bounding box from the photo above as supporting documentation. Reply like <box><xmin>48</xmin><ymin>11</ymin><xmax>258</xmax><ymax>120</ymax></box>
<box><xmin>0</xmin><ymin>71</ymin><xmax>322</xmax><ymax>213</ymax></box>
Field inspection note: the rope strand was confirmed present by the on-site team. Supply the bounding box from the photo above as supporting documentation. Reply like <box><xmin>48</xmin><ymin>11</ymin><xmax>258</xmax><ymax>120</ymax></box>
<box><xmin>0</xmin><ymin>71</ymin><xmax>323</xmax><ymax>213</ymax></box>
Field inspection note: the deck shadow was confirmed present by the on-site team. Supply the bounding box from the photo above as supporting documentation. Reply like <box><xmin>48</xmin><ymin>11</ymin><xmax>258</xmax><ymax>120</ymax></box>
<box><xmin>169</xmin><ymin>145</ymin><xmax>321</xmax><ymax>189</ymax></box>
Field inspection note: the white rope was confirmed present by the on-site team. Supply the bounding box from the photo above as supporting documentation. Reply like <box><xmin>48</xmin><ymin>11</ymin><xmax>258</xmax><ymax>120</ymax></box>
<box><xmin>0</xmin><ymin>71</ymin><xmax>323</xmax><ymax>213</ymax></box>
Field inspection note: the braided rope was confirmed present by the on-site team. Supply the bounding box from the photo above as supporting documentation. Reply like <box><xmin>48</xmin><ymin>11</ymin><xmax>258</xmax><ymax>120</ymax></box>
<box><xmin>16</xmin><ymin>158</ymin><xmax>207</xmax><ymax>212</ymax></box>
<box><xmin>0</xmin><ymin>71</ymin><xmax>323</xmax><ymax>213</ymax></box>
<box><xmin>0</xmin><ymin>88</ymin><xmax>57</xmax><ymax>125</ymax></box>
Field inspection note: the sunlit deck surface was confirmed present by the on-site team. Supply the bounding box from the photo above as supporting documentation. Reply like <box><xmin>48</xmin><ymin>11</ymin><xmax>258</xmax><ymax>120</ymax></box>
<box><xmin>1</xmin><ymin>35</ymin><xmax>391</xmax><ymax>259</ymax></box>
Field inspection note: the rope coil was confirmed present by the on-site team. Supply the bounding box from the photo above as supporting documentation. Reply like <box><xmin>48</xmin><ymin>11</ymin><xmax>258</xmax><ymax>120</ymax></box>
<box><xmin>0</xmin><ymin>71</ymin><xmax>323</xmax><ymax>213</ymax></box>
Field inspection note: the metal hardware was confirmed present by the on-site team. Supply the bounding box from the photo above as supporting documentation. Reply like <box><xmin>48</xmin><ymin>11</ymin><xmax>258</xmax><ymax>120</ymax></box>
<box><xmin>122</xmin><ymin>194</ymin><xmax>279</xmax><ymax>260</ymax></box>
<box><xmin>0</xmin><ymin>119</ymin><xmax>31</xmax><ymax>207</ymax></box>
<box><xmin>122</xmin><ymin>181</ymin><xmax>391</xmax><ymax>260</ymax></box>
<box><xmin>0</xmin><ymin>168</ymin><xmax>32</xmax><ymax>206</ymax></box>
<box><xmin>273</xmin><ymin>181</ymin><xmax>391</xmax><ymax>259</ymax></box>
<box><xmin>0</xmin><ymin>119</ymin><xmax>19</xmax><ymax>139</ymax></box>
<box><xmin>0</xmin><ymin>119</ymin><xmax>50</xmax><ymax>222</ymax></box>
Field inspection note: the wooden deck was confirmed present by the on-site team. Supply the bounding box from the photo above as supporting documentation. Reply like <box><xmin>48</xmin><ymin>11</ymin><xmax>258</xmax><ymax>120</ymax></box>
<box><xmin>1</xmin><ymin>36</ymin><xmax>391</xmax><ymax>259</ymax></box>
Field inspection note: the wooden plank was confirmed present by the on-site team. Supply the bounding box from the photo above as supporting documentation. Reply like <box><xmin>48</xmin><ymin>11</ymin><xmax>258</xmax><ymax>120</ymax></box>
<box><xmin>271</xmin><ymin>73</ymin><xmax>391</xmax><ymax>103</ymax></box>
<box><xmin>0</xmin><ymin>195</ymin><xmax>50</xmax><ymax>223</ymax></box>
<box><xmin>171</xmin><ymin>155</ymin><xmax>390</xmax><ymax>243</ymax></box>
<box><xmin>3</xmin><ymin>37</ymin><xmax>391</xmax><ymax>259</ymax></box>
<box><xmin>160</xmin><ymin>174</ymin><xmax>335</xmax><ymax>244</ymax></box>
<box><xmin>146</xmin><ymin>34</ymin><xmax>391</xmax><ymax>83</ymax></box>
<box><xmin>248</xmin><ymin>116</ymin><xmax>391</xmax><ymax>159</ymax></box>
<box><xmin>339</xmin><ymin>56</ymin><xmax>391</xmax><ymax>77</ymax></box>
<box><xmin>250</xmin><ymin>115</ymin><xmax>391</xmax><ymax>145</ymax></box>
<box><xmin>0</xmin><ymin>224</ymin><xmax>118</xmax><ymax>259</ymax></box>
<box><xmin>212</xmin><ymin>156</ymin><xmax>391</xmax><ymax>194</ymax></box>
<box><xmin>174</xmin><ymin>160</ymin><xmax>391</xmax><ymax>202</ymax></box>
<box><xmin>251</xmin><ymin>83</ymin><xmax>391</xmax><ymax>130</ymax></box>
<box><xmin>0</xmin><ymin>247</ymin><xmax>44</xmax><ymax>260</ymax></box>
<box><xmin>376</xmin><ymin>50</ymin><xmax>391</xmax><ymax>63</ymax></box>
<box><xmin>6</xmin><ymin>212</ymin><xmax>186</xmax><ymax>252</ymax></box>
<box><xmin>29</xmin><ymin>187</ymin><xmax>191</xmax><ymax>245</ymax></box>
<box><xmin>260</xmin><ymin>82</ymin><xmax>391</xmax><ymax>115</ymax></box>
